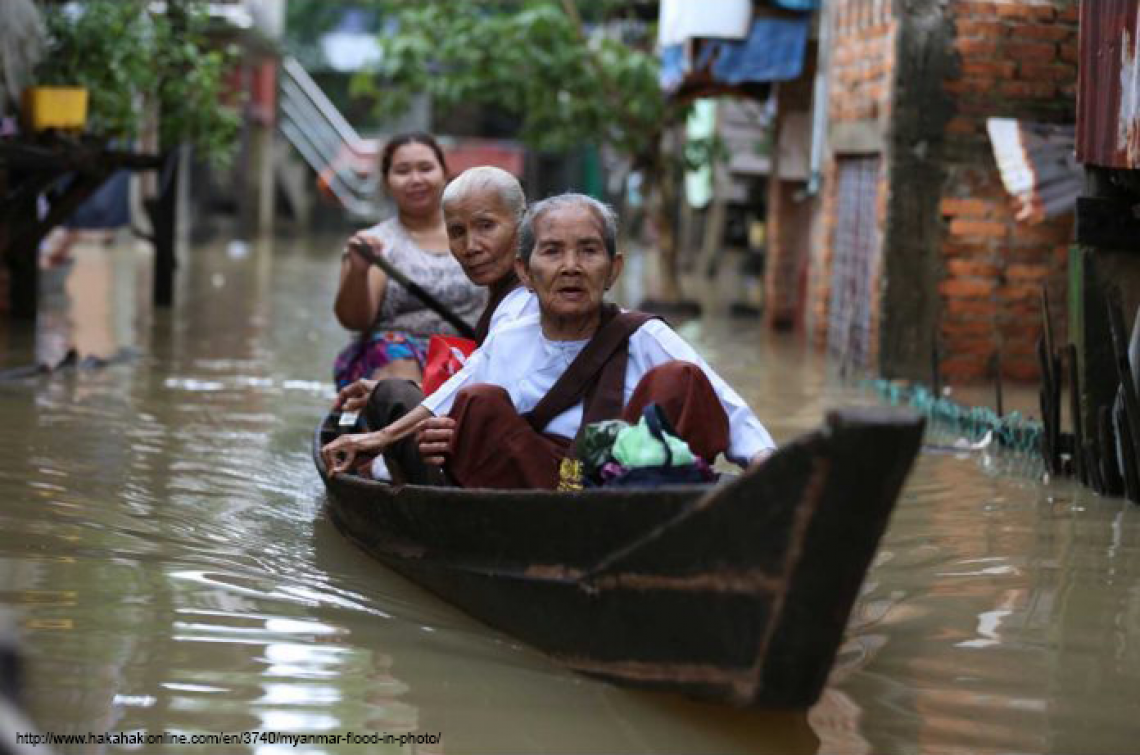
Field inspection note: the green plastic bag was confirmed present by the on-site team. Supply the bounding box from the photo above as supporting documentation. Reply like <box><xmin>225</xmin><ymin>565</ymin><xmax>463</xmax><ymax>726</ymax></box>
<box><xmin>612</xmin><ymin>414</ymin><xmax>695</xmax><ymax>468</ymax></box>
<box><xmin>575</xmin><ymin>419</ymin><xmax>630</xmax><ymax>479</ymax></box>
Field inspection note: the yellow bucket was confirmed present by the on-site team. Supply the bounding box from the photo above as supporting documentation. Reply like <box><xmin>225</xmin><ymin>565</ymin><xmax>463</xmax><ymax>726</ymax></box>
<box><xmin>21</xmin><ymin>86</ymin><xmax>89</xmax><ymax>132</ymax></box>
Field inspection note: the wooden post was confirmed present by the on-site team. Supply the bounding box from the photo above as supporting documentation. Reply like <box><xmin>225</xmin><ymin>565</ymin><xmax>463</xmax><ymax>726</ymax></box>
<box><xmin>146</xmin><ymin>149</ymin><xmax>179</xmax><ymax>307</ymax></box>
<box><xmin>1106</xmin><ymin>289</ymin><xmax>1140</xmax><ymax>503</ymax></box>
<box><xmin>1037</xmin><ymin>335</ymin><xmax>1062</xmax><ymax>474</ymax></box>
<box><xmin>1118</xmin><ymin>400</ymin><xmax>1140</xmax><ymax>504</ymax></box>
<box><xmin>993</xmin><ymin>350</ymin><xmax>1004</xmax><ymax>417</ymax></box>
<box><xmin>1099</xmin><ymin>404</ymin><xmax>1125</xmax><ymax>497</ymax></box>
<box><xmin>931</xmin><ymin>338</ymin><xmax>941</xmax><ymax>398</ymax></box>
<box><xmin>1067</xmin><ymin>344</ymin><xmax>1085</xmax><ymax>484</ymax></box>
<box><xmin>1</xmin><ymin>169</ymin><xmax>55</xmax><ymax>319</ymax></box>
<box><xmin>6</xmin><ymin>196</ymin><xmax>39</xmax><ymax>320</ymax></box>
<box><xmin>1084</xmin><ymin>438</ymin><xmax>1103</xmax><ymax>494</ymax></box>
<box><xmin>1037</xmin><ymin>336</ymin><xmax>1051</xmax><ymax>466</ymax></box>
<box><xmin>1040</xmin><ymin>287</ymin><xmax>1065</xmax><ymax>474</ymax></box>
<box><xmin>1072</xmin><ymin>249</ymin><xmax>1121</xmax><ymax>447</ymax></box>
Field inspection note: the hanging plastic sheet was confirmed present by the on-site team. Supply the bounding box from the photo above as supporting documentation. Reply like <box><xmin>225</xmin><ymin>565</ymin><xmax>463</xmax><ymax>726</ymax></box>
<box><xmin>658</xmin><ymin>0</ymin><xmax>750</xmax><ymax>47</ymax></box>
<box><xmin>701</xmin><ymin>17</ymin><xmax>809</xmax><ymax>84</ymax></box>
<box><xmin>659</xmin><ymin>44</ymin><xmax>688</xmax><ymax>93</ymax></box>
<box><xmin>770</xmin><ymin>0</ymin><xmax>821</xmax><ymax>11</ymax></box>
<box><xmin>660</xmin><ymin>15</ymin><xmax>810</xmax><ymax>96</ymax></box>
<box><xmin>65</xmin><ymin>171</ymin><xmax>131</xmax><ymax>229</ymax></box>
<box><xmin>986</xmin><ymin>118</ymin><xmax>1080</xmax><ymax>223</ymax></box>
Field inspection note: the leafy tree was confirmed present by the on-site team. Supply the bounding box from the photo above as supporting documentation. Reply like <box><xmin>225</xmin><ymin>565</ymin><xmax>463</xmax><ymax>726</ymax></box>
<box><xmin>36</xmin><ymin>0</ymin><xmax>240</xmax><ymax>167</ymax></box>
<box><xmin>152</xmin><ymin>1</ymin><xmax>241</xmax><ymax>167</ymax></box>
<box><xmin>36</xmin><ymin>0</ymin><xmax>152</xmax><ymax>138</ymax></box>
<box><xmin>283</xmin><ymin>0</ymin><xmax>379</xmax><ymax>69</ymax></box>
<box><xmin>35</xmin><ymin>0</ymin><xmax>243</xmax><ymax>307</ymax></box>
<box><xmin>354</xmin><ymin>0</ymin><xmax>694</xmax><ymax>301</ymax></box>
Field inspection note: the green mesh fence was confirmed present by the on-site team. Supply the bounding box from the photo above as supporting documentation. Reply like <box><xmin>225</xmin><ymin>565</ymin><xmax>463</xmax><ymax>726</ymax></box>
<box><xmin>864</xmin><ymin>379</ymin><xmax>1044</xmax><ymax>455</ymax></box>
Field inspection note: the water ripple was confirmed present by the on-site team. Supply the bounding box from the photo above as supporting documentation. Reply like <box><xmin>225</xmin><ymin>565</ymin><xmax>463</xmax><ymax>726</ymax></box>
<box><xmin>2</xmin><ymin>240</ymin><xmax>1138</xmax><ymax>754</ymax></box>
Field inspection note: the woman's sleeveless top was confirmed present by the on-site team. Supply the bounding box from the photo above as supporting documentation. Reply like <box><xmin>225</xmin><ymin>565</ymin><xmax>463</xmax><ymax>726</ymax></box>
<box><xmin>367</xmin><ymin>218</ymin><xmax>486</xmax><ymax>337</ymax></box>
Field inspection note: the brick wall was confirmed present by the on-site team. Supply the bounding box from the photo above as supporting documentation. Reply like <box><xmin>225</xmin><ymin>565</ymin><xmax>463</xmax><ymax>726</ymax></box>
<box><xmin>808</xmin><ymin>0</ymin><xmax>896</xmax><ymax>357</ymax></box>
<box><xmin>937</xmin><ymin>0</ymin><xmax>1079</xmax><ymax>381</ymax></box>
<box><xmin>810</xmin><ymin>0</ymin><xmax>1078</xmax><ymax>382</ymax></box>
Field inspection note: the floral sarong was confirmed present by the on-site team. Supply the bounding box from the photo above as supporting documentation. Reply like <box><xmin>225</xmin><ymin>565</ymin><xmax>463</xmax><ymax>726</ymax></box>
<box><xmin>333</xmin><ymin>331</ymin><xmax>430</xmax><ymax>390</ymax></box>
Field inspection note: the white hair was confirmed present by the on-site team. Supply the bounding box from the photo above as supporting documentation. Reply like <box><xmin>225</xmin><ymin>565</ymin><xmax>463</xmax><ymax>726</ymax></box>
<box><xmin>519</xmin><ymin>193</ymin><xmax>618</xmax><ymax>263</ymax></box>
<box><xmin>441</xmin><ymin>166</ymin><xmax>526</xmax><ymax>221</ymax></box>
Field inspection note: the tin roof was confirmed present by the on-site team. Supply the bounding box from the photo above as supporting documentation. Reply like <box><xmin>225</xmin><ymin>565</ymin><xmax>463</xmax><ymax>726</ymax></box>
<box><xmin>1076</xmin><ymin>0</ymin><xmax>1140</xmax><ymax>169</ymax></box>
<box><xmin>987</xmin><ymin>118</ymin><xmax>1081</xmax><ymax>223</ymax></box>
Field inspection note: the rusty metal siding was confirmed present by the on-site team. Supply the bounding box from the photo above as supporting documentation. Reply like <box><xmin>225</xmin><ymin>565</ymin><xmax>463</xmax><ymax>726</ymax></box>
<box><xmin>827</xmin><ymin>156</ymin><xmax>881</xmax><ymax>369</ymax></box>
<box><xmin>1077</xmin><ymin>0</ymin><xmax>1140</xmax><ymax>169</ymax></box>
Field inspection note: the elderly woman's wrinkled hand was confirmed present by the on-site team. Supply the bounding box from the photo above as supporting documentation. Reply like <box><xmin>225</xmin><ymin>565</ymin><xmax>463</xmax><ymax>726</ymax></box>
<box><xmin>333</xmin><ymin>378</ymin><xmax>378</xmax><ymax>412</ymax></box>
<box><xmin>321</xmin><ymin>431</ymin><xmax>389</xmax><ymax>476</ymax></box>
<box><xmin>417</xmin><ymin>416</ymin><xmax>457</xmax><ymax>466</ymax></box>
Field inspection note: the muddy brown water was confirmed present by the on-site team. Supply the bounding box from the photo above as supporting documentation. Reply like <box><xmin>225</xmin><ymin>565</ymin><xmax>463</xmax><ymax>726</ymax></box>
<box><xmin>1</xmin><ymin>236</ymin><xmax>1137</xmax><ymax>753</ymax></box>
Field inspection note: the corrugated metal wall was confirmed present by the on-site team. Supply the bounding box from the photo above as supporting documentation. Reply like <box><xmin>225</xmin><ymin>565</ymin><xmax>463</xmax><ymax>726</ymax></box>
<box><xmin>1076</xmin><ymin>0</ymin><xmax>1140</xmax><ymax>169</ymax></box>
<box><xmin>827</xmin><ymin>156</ymin><xmax>881</xmax><ymax>368</ymax></box>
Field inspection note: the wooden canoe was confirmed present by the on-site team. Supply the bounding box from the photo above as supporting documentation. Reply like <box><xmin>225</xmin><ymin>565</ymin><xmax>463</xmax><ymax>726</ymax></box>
<box><xmin>314</xmin><ymin>407</ymin><xmax>924</xmax><ymax>708</ymax></box>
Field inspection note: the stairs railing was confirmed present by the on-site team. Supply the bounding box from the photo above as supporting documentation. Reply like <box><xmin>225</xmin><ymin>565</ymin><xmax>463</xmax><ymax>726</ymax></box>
<box><xmin>277</xmin><ymin>56</ymin><xmax>380</xmax><ymax>220</ymax></box>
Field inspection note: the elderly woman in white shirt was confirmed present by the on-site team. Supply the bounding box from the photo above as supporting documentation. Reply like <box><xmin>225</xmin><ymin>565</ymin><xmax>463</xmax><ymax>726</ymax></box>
<box><xmin>329</xmin><ymin>166</ymin><xmax>538</xmax><ymax>480</ymax></box>
<box><xmin>322</xmin><ymin>193</ymin><xmax>775</xmax><ymax>487</ymax></box>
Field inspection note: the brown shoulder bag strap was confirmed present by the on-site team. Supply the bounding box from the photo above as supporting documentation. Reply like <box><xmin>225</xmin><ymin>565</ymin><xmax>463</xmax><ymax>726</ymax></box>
<box><xmin>523</xmin><ymin>305</ymin><xmax>657</xmax><ymax>433</ymax></box>
<box><xmin>579</xmin><ymin>315</ymin><xmax>648</xmax><ymax>429</ymax></box>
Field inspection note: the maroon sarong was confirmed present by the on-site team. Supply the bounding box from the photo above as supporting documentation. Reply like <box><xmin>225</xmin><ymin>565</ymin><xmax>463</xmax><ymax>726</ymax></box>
<box><xmin>446</xmin><ymin>361</ymin><xmax>729</xmax><ymax>489</ymax></box>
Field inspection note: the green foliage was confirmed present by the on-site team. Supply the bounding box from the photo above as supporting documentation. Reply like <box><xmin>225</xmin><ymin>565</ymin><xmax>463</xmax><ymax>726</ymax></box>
<box><xmin>284</xmin><ymin>0</ymin><xmax>349</xmax><ymax>53</ymax></box>
<box><xmin>352</xmin><ymin>0</ymin><xmax>683</xmax><ymax>167</ymax></box>
<box><xmin>34</xmin><ymin>0</ymin><xmax>240</xmax><ymax>167</ymax></box>
<box><xmin>36</xmin><ymin>0</ymin><xmax>153</xmax><ymax>138</ymax></box>
<box><xmin>353</xmin><ymin>0</ymin><xmax>708</xmax><ymax>300</ymax></box>
<box><xmin>151</xmin><ymin>3</ymin><xmax>242</xmax><ymax>168</ymax></box>
<box><xmin>283</xmin><ymin>1</ymin><xmax>398</xmax><ymax>70</ymax></box>
<box><xmin>683</xmin><ymin>134</ymin><xmax>729</xmax><ymax>173</ymax></box>
<box><xmin>285</xmin><ymin>0</ymin><xmax>361</xmax><ymax>69</ymax></box>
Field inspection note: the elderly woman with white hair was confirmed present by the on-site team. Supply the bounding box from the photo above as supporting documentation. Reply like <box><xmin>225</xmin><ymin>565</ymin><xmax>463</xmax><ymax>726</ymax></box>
<box><xmin>439</xmin><ymin>165</ymin><xmax>536</xmax><ymax>340</ymax></box>
<box><xmin>330</xmin><ymin>165</ymin><xmax>538</xmax><ymax>480</ymax></box>
<box><xmin>323</xmin><ymin>192</ymin><xmax>775</xmax><ymax>489</ymax></box>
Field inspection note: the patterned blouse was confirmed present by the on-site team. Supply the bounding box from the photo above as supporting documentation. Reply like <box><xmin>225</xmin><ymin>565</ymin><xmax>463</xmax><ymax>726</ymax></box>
<box><xmin>366</xmin><ymin>218</ymin><xmax>486</xmax><ymax>336</ymax></box>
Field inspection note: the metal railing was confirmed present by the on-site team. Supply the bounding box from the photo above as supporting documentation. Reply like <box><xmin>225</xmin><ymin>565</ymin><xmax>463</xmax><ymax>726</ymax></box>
<box><xmin>277</xmin><ymin>56</ymin><xmax>379</xmax><ymax>219</ymax></box>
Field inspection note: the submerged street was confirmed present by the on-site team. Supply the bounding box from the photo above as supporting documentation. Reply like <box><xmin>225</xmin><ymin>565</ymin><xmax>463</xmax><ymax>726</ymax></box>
<box><xmin>1</xmin><ymin>235</ymin><xmax>1138</xmax><ymax>754</ymax></box>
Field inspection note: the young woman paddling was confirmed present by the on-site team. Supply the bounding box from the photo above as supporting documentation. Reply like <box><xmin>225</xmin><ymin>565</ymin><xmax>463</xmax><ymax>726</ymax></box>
<box><xmin>322</xmin><ymin>193</ymin><xmax>775</xmax><ymax>488</ymax></box>
<box><xmin>332</xmin><ymin>132</ymin><xmax>486</xmax><ymax>389</ymax></box>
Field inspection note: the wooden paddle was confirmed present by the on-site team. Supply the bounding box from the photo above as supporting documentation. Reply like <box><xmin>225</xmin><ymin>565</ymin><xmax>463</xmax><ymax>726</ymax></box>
<box><xmin>348</xmin><ymin>238</ymin><xmax>477</xmax><ymax>339</ymax></box>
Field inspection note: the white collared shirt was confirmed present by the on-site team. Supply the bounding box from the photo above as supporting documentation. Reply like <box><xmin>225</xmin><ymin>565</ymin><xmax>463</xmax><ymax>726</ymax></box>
<box><xmin>486</xmin><ymin>286</ymin><xmax>539</xmax><ymax>335</ymax></box>
<box><xmin>421</xmin><ymin>316</ymin><xmax>776</xmax><ymax>466</ymax></box>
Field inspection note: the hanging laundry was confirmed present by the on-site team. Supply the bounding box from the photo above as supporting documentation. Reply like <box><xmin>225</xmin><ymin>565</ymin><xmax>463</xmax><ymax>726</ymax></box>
<box><xmin>658</xmin><ymin>0</ymin><xmax>751</xmax><ymax>47</ymax></box>
<box><xmin>660</xmin><ymin>15</ymin><xmax>811</xmax><ymax>95</ymax></box>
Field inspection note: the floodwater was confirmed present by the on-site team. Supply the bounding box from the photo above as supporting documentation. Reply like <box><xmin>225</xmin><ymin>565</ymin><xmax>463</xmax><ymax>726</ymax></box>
<box><xmin>1</xmin><ymin>234</ymin><xmax>1138</xmax><ymax>754</ymax></box>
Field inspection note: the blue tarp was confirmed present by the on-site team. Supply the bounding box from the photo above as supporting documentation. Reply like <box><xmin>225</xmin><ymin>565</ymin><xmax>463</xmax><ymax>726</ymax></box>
<box><xmin>770</xmin><ymin>0</ymin><xmax>820</xmax><ymax>11</ymax></box>
<box><xmin>660</xmin><ymin>44</ymin><xmax>687</xmax><ymax>92</ymax></box>
<box><xmin>65</xmin><ymin>170</ymin><xmax>130</xmax><ymax>229</ymax></box>
<box><xmin>703</xmin><ymin>17</ymin><xmax>809</xmax><ymax>84</ymax></box>
<box><xmin>660</xmin><ymin>15</ymin><xmax>810</xmax><ymax>92</ymax></box>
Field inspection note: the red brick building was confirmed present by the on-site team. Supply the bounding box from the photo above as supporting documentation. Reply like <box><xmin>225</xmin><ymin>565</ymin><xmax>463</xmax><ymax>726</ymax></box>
<box><xmin>805</xmin><ymin>0</ymin><xmax>1079</xmax><ymax>382</ymax></box>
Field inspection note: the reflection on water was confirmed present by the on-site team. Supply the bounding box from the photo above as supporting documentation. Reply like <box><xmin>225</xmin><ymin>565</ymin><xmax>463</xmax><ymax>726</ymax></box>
<box><xmin>1</xmin><ymin>236</ymin><xmax>1138</xmax><ymax>753</ymax></box>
